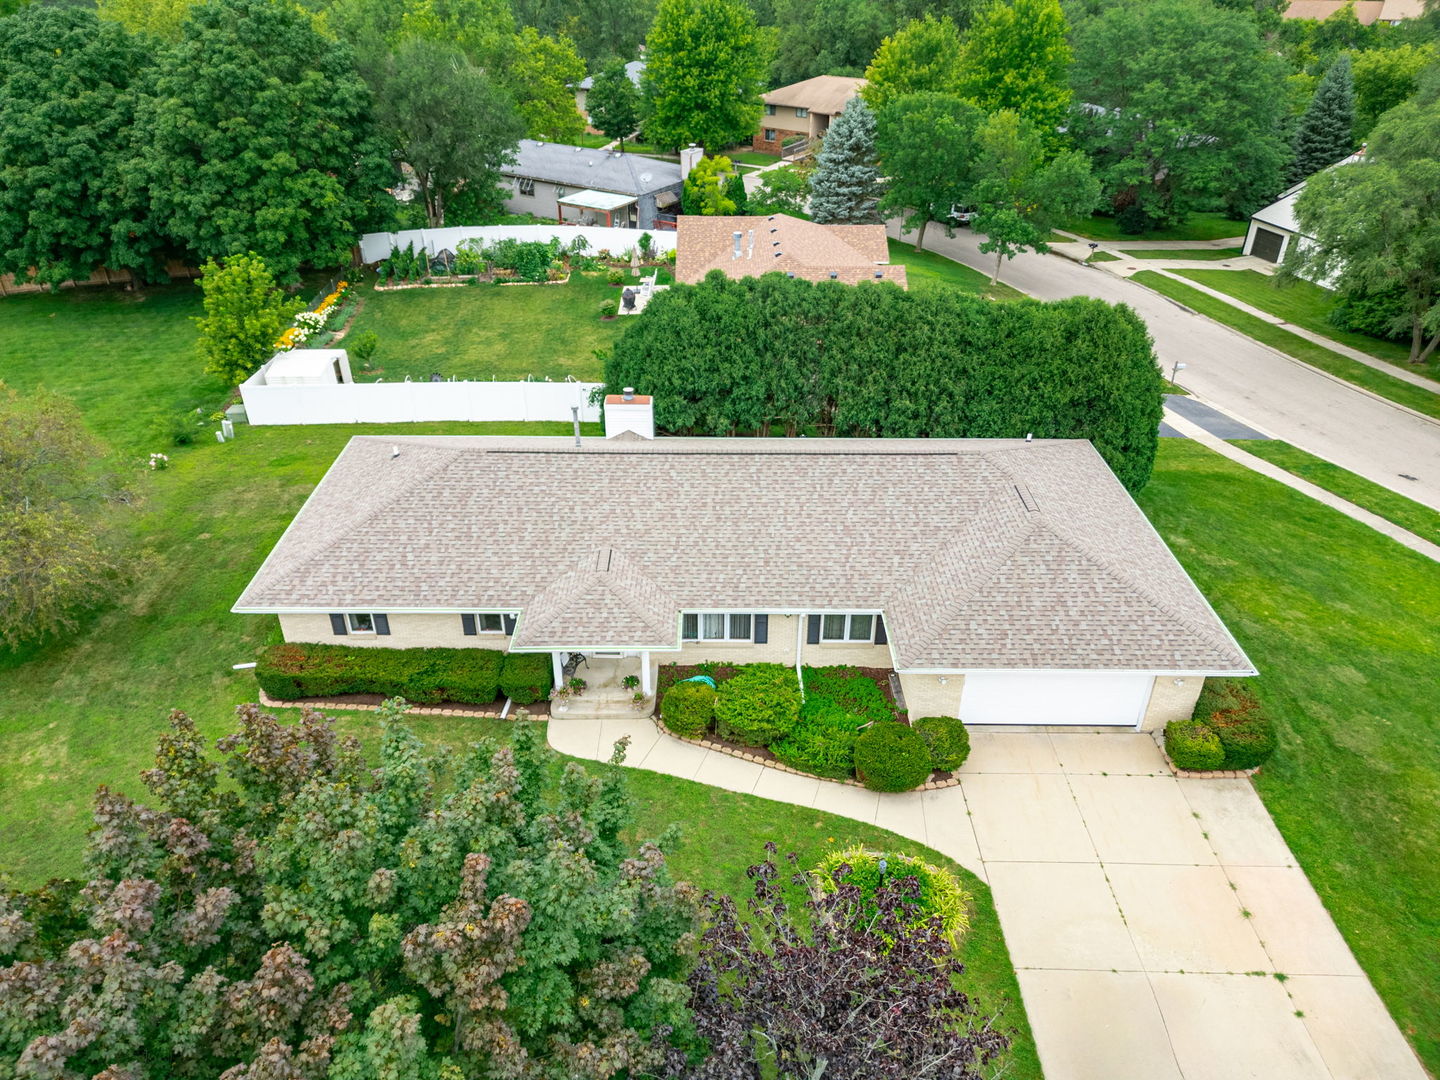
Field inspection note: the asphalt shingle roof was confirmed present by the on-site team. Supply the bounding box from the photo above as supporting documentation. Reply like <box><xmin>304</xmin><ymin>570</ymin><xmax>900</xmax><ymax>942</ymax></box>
<box><xmin>233</xmin><ymin>436</ymin><xmax>1253</xmax><ymax>673</ymax></box>
<box><xmin>502</xmin><ymin>139</ymin><xmax>682</xmax><ymax>196</ymax></box>
<box><xmin>676</xmin><ymin>214</ymin><xmax>907</xmax><ymax>287</ymax></box>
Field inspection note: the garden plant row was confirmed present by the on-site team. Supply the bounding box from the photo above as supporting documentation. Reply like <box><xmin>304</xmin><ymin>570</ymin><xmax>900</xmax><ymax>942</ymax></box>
<box><xmin>659</xmin><ymin>662</ymin><xmax>972</xmax><ymax>791</ymax></box>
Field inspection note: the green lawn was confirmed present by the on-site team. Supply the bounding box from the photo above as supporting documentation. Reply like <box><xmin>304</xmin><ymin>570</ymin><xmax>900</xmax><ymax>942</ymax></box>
<box><xmin>1118</xmin><ymin>247</ymin><xmax>1244</xmax><ymax>261</ymax></box>
<box><xmin>1132</xmin><ymin>271</ymin><xmax>1440</xmax><ymax>421</ymax></box>
<box><xmin>1140</xmin><ymin>439</ymin><xmax>1440</xmax><ymax>1073</ymax></box>
<box><xmin>886</xmin><ymin>239</ymin><xmax>1026</xmax><ymax>300</ymax></box>
<box><xmin>727</xmin><ymin>150</ymin><xmax>782</xmax><ymax>167</ymax></box>
<box><xmin>1087</xmin><ymin>251</ymin><xmax>1121</xmax><ymax>263</ymax></box>
<box><xmin>1173</xmin><ymin>268</ymin><xmax>1437</xmax><ymax>383</ymax></box>
<box><xmin>1063</xmin><ymin>211</ymin><xmax>1249</xmax><ymax>243</ymax></box>
<box><xmin>345</xmin><ymin>274</ymin><xmax>625</xmax><ymax>382</ymax></box>
<box><xmin>1229</xmin><ymin>440</ymin><xmax>1440</xmax><ymax>545</ymax></box>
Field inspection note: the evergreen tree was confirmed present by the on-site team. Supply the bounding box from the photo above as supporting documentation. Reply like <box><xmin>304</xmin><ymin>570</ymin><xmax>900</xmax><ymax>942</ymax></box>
<box><xmin>808</xmin><ymin>96</ymin><xmax>883</xmax><ymax>224</ymax></box>
<box><xmin>1288</xmin><ymin>53</ymin><xmax>1355</xmax><ymax>184</ymax></box>
<box><xmin>726</xmin><ymin>170</ymin><xmax>749</xmax><ymax>215</ymax></box>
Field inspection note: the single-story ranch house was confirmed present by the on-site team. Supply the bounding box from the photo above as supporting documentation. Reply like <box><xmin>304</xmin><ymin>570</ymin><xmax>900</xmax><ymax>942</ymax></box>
<box><xmin>500</xmin><ymin>139</ymin><xmax>683</xmax><ymax>229</ymax></box>
<box><xmin>755</xmin><ymin>75</ymin><xmax>865</xmax><ymax>156</ymax></box>
<box><xmin>234</xmin><ymin>402</ymin><xmax>1254</xmax><ymax>729</ymax></box>
<box><xmin>1243</xmin><ymin>149</ymin><xmax>1362</xmax><ymax>270</ymax></box>
<box><xmin>676</xmin><ymin>214</ymin><xmax>907</xmax><ymax>287</ymax></box>
<box><xmin>574</xmin><ymin>60</ymin><xmax>645</xmax><ymax>123</ymax></box>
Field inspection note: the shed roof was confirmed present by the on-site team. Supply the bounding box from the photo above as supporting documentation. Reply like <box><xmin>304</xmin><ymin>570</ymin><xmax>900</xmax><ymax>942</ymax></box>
<box><xmin>234</xmin><ymin>436</ymin><xmax>1253</xmax><ymax>674</ymax></box>
<box><xmin>503</xmin><ymin>140</ymin><xmax>682</xmax><ymax>196</ymax></box>
<box><xmin>763</xmin><ymin>75</ymin><xmax>866</xmax><ymax>114</ymax></box>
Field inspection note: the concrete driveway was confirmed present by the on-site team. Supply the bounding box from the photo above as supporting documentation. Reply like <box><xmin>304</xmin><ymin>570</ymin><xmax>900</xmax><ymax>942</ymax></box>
<box><xmin>888</xmin><ymin>222</ymin><xmax>1440</xmax><ymax>513</ymax></box>
<box><xmin>548</xmin><ymin>718</ymin><xmax>1424</xmax><ymax>1079</ymax></box>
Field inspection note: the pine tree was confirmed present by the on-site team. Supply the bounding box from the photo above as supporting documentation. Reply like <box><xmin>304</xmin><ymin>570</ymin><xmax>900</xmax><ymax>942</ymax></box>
<box><xmin>726</xmin><ymin>170</ymin><xmax>748</xmax><ymax>215</ymax></box>
<box><xmin>1289</xmin><ymin>53</ymin><xmax>1355</xmax><ymax>184</ymax></box>
<box><xmin>808</xmin><ymin>95</ymin><xmax>883</xmax><ymax>224</ymax></box>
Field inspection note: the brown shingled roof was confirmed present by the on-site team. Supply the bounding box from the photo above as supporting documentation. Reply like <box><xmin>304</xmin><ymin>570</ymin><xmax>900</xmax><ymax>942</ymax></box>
<box><xmin>763</xmin><ymin>75</ymin><xmax>866</xmax><ymax>114</ymax></box>
<box><xmin>234</xmin><ymin>436</ymin><xmax>1253</xmax><ymax>674</ymax></box>
<box><xmin>676</xmin><ymin>214</ymin><xmax>907</xmax><ymax>288</ymax></box>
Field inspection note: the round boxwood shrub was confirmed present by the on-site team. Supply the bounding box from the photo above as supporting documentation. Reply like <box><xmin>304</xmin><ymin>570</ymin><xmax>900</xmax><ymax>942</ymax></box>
<box><xmin>814</xmin><ymin>846</ymin><xmax>971</xmax><ymax>950</ymax></box>
<box><xmin>913</xmin><ymin>716</ymin><xmax>970</xmax><ymax>772</ymax></box>
<box><xmin>713</xmin><ymin>664</ymin><xmax>801</xmax><ymax>746</ymax></box>
<box><xmin>853</xmin><ymin>721</ymin><xmax>932</xmax><ymax>792</ymax></box>
<box><xmin>661</xmin><ymin>680</ymin><xmax>716</xmax><ymax>737</ymax></box>
<box><xmin>1196</xmin><ymin>679</ymin><xmax>1276</xmax><ymax>769</ymax></box>
<box><xmin>771</xmin><ymin>702</ymin><xmax>863</xmax><ymax>779</ymax></box>
<box><xmin>1164</xmin><ymin>720</ymin><xmax>1225</xmax><ymax>771</ymax></box>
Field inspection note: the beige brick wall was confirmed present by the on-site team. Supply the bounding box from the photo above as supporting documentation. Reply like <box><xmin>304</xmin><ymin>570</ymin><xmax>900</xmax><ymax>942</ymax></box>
<box><xmin>279</xmin><ymin>613</ymin><xmax>513</xmax><ymax>652</ymax></box>
<box><xmin>671</xmin><ymin>614</ymin><xmax>800</xmax><ymax>666</ymax></box>
<box><xmin>897</xmin><ymin>672</ymin><xmax>965</xmax><ymax>719</ymax></box>
<box><xmin>800</xmin><ymin>637</ymin><xmax>894</xmax><ymax>669</ymax></box>
<box><xmin>1140</xmin><ymin>675</ymin><xmax>1205</xmax><ymax>733</ymax></box>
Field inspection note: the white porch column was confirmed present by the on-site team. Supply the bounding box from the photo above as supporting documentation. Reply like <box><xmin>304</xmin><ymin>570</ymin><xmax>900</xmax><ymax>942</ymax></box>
<box><xmin>551</xmin><ymin>651</ymin><xmax>564</xmax><ymax>691</ymax></box>
<box><xmin>640</xmin><ymin>651</ymin><xmax>652</xmax><ymax>695</ymax></box>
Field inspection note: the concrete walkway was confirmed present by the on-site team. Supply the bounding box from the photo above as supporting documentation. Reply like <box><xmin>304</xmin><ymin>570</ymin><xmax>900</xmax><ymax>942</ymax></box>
<box><xmin>549</xmin><ymin>718</ymin><xmax>1424</xmax><ymax>1080</ymax></box>
<box><xmin>1163</xmin><ymin>408</ymin><xmax>1440</xmax><ymax>563</ymax></box>
<box><xmin>1052</xmin><ymin>230</ymin><xmax>1247</xmax><ymax>251</ymax></box>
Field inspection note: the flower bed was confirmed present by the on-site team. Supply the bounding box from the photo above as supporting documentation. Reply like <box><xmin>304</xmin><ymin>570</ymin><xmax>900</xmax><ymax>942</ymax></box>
<box><xmin>275</xmin><ymin>280</ymin><xmax>350</xmax><ymax>350</ymax></box>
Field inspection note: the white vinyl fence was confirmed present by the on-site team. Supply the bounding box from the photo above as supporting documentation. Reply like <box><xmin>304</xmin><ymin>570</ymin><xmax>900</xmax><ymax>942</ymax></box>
<box><xmin>358</xmin><ymin>224</ymin><xmax>676</xmax><ymax>265</ymax></box>
<box><xmin>241</xmin><ymin>374</ymin><xmax>601</xmax><ymax>427</ymax></box>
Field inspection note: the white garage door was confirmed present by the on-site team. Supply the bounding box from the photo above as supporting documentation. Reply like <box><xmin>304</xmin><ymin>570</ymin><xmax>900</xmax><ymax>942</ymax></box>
<box><xmin>960</xmin><ymin>673</ymin><xmax>1153</xmax><ymax>727</ymax></box>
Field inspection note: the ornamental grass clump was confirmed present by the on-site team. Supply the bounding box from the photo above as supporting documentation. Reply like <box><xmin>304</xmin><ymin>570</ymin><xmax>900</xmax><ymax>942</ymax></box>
<box><xmin>713</xmin><ymin>663</ymin><xmax>801</xmax><ymax>746</ymax></box>
<box><xmin>853</xmin><ymin>720</ymin><xmax>933</xmax><ymax>791</ymax></box>
<box><xmin>814</xmin><ymin>846</ymin><xmax>972</xmax><ymax>950</ymax></box>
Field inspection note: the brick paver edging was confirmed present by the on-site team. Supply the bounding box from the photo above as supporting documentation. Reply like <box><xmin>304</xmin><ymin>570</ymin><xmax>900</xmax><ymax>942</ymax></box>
<box><xmin>257</xmin><ymin>689</ymin><xmax>513</xmax><ymax>718</ymax></box>
<box><xmin>654</xmin><ymin>717</ymin><xmax>960</xmax><ymax>792</ymax></box>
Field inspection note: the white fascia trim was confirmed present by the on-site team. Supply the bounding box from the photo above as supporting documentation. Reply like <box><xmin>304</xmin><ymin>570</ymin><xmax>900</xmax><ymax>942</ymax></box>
<box><xmin>233</xmin><ymin>606</ymin><xmax>523</xmax><ymax>615</ymax></box>
<box><xmin>897</xmin><ymin>666</ymin><xmax>1258</xmax><ymax>677</ymax></box>
<box><xmin>508</xmin><ymin>644</ymin><xmax>682</xmax><ymax>654</ymax></box>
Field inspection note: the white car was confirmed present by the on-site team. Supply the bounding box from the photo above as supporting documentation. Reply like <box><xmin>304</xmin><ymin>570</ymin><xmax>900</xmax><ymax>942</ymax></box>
<box><xmin>949</xmin><ymin>205</ymin><xmax>977</xmax><ymax>225</ymax></box>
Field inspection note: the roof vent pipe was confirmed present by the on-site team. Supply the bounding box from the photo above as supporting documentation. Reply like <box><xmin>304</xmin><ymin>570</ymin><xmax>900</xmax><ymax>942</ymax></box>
<box><xmin>732</xmin><ymin>231</ymin><xmax>743</xmax><ymax>259</ymax></box>
<box><xmin>623</xmin><ymin>386</ymin><xmax>635</xmax><ymax>401</ymax></box>
<box><xmin>572</xmin><ymin>406</ymin><xmax>582</xmax><ymax>447</ymax></box>
<box><xmin>748</xmin><ymin>229</ymin><xmax>755</xmax><ymax>258</ymax></box>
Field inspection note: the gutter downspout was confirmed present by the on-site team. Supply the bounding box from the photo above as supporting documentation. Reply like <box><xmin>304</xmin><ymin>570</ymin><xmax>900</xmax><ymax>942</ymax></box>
<box><xmin>795</xmin><ymin>613</ymin><xmax>806</xmax><ymax>701</ymax></box>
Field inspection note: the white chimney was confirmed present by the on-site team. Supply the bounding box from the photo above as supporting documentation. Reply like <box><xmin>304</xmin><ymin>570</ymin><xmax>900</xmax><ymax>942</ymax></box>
<box><xmin>604</xmin><ymin>388</ymin><xmax>654</xmax><ymax>439</ymax></box>
<box><xmin>732</xmin><ymin>231</ymin><xmax>743</xmax><ymax>259</ymax></box>
<box><xmin>679</xmin><ymin>143</ymin><xmax>703</xmax><ymax>180</ymax></box>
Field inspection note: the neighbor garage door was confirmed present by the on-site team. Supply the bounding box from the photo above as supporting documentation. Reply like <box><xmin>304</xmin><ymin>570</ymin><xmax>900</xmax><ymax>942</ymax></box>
<box><xmin>1249</xmin><ymin>227</ymin><xmax>1286</xmax><ymax>263</ymax></box>
<box><xmin>959</xmin><ymin>673</ymin><xmax>1153</xmax><ymax>726</ymax></box>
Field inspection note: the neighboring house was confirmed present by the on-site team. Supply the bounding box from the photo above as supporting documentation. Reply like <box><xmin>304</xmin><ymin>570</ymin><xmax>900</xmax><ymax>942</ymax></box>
<box><xmin>675</xmin><ymin>214</ymin><xmax>907</xmax><ymax>287</ymax></box>
<box><xmin>1242</xmin><ymin>148</ymin><xmax>1363</xmax><ymax>270</ymax></box>
<box><xmin>500</xmin><ymin>139</ymin><xmax>683</xmax><ymax>229</ymax></box>
<box><xmin>755</xmin><ymin>75</ymin><xmax>866</xmax><ymax>156</ymax></box>
<box><xmin>1281</xmin><ymin>0</ymin><xmax>1421</xmax><ymax>23</ymax></box>
<box><xmin>574</xmin><ymin>60</ymin><xmax>645</xmax><ymax>123</ymax></box>
<box><xmin>233</xmin><ymin>400</ymin><xmax>1254</xmax><ymax>730</ymax></box>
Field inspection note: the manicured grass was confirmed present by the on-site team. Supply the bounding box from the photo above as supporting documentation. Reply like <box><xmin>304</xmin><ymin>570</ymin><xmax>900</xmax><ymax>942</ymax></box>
<box><xmin>1064</xmin><ymin>211</ymin><xmax>1248</xmax><ymax>243</ymax></box>
<box><xmin>1132</xmin><ymin>271</ymin><xmax>1440</xmax><ymax>421</ymax></box>
<box><xmin>345</xmin><ymin>274</ymin><xmax>625</xmax><ymax>382</ymax></box>
<box><xmin>727</xmin><ymin>150</ymin><xmax>782</xmax><ymax>166</ymax></box>
<box><xmin>1140</xmin><ymin>439</ymin><xmax>1440</xmax><ymax>1073</ymax></box>
<box><xmin>886</xmin><ymin>239</ymin><xmax>1026</xmax><ymax>300</ymax></box>
<box><xmin>1229</xmin><ymin>439</ymin><xmax>1440</xmax><ymax>545</ymax></box>
<box><xmin>1174</xmin><ymin>268</ymin><xmax>1437</xmax><ymax>383</ymax></box>
<box><xmin>1087</xmin><ymin>251</ymin><xmax>1121</xmax><ymax>263</ymax></box>
<box><xmin>574</xmin><ymin>132</ymin><xmax>612</xmax><ymax>148</ymax></box>
<box><xmin>1119</xmin><ymin>247</ymin><xmax>1244</xmax><ymax>261</ymax></box>
<box><xmin>0</xmin><ymin>282</ymin><xmax>227</xmax><ymax>452</ymax></box>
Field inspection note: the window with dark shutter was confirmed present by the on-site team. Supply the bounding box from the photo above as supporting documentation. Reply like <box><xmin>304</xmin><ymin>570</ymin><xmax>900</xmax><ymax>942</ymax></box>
<box><xmin>753</xmin><ymin>614</ymin><xmax>768</xmax><ymax>644</ymax></box>
<box><xmin>330</xmin><ymin>613</ymin><xmax>348</xmax><ymax>636</ymax></box>
<box><xmin>503</xmin><ymin>614</ymin><xmax>516</xmax><ymax>635</ymax></box>
<box><xmin>374</xmin><ymin>614</ymin><xmax>390</xmax><ymax>635</ymax></box>
<box><xmin>461</xmin><ymin>614</ymin><xmax>477</xmax><ymax>636</ymax></box>
<box><xmin>874</xmin><ymin>615</ymin><xmax>887</xmax><ymax>645</ymax></box>
<box><xmin>807</xmin><ymin>614</ymin><xmax>821</xmax><ymax>644</ymax></box>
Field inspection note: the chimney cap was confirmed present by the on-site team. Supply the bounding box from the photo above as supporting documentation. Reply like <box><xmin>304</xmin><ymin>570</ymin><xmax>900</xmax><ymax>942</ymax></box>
<box><xmin>623</xmin><ymin>386</ymin><xmax>635</xmax><ymax>400</ymax></box>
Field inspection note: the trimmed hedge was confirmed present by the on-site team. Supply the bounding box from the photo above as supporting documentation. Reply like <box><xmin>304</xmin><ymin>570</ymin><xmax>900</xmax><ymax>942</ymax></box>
<box><xmin>713</xmin><ymin>663</ymin><xmax>801</xmax><ymax>746</ymax></box>
<box><xmin>1164</xmin><ymin>720</ymin><xmax>1225</xmax><ymax>771</ymax></box>
<box><xmin>815</xmin><ymin>846</ymin><xmax>972</xmax><ymax>950</ymax></box>
<box><xmin>661</xmin><ymin>680</ymin><xmax>716</xmax><ymax>737</ymax></box>
<box><xmin>772</xmin><ymin>701</ymin><xmax>865</xmax><ymax>780</ymax></box>
<box><xmin>913</xmin><ymin>716</ymin><xmax>970</xmax><ymax>772</ymax></box>
<box><xmin>500</xmin><ymin>653</ymin><xmax>553</xmax><ymax>705</ymax></box>
<box><xmin>854</xmin><ymin>721</ymin><xmax>933</xmax><ymax>792</ymax></box>
<box><xmin>1195</xmin><ymin>679</ymin><xmax>1276</xmax><ymax>769</ymax></box>
<box><xmin>256</xmin><ymin>643</ymin><xmax>503</xmax><ymax>705</ymax></box>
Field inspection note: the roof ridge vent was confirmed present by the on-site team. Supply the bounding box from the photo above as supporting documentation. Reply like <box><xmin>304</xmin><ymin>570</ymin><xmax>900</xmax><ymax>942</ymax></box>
<box><xmin>1014</xmin><ymin>483</ymin><xmax>1039</xmax><ymax>512</ymax></box>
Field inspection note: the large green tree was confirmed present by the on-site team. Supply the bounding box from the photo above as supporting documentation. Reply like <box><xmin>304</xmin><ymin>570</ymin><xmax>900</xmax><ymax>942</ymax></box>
<box><xmin>1283</xmin><ymin>93</ymin><xmax>1440</xmax><ymax>364</ymax></box>
<box><xmin>875</xmin><ymin>92</ymin><xmax>985</xmax><ymax>250</ymax></box>
<box><xmin>860</xmin><ymin>15</ymin><xmax>965</xmax><ymax>112</ymax></box>
<box><xmin>586</xmin><ymin>59</ymin><xmax>644</xmax><ymax>149</ymax></box>
<box><xmin>808</xmin><ymin>96</ymin><xmax>883</xmax><ymax>224</ymax></box>
<box><xmin>643</xmin><ymin>0</ymin><xmax>770</xmax><ymax>152</ymax></box>
<box><xmin>1352</xmin><ymin>44</ymin><xmax>1437</xmax><ymax>138</ymax></box>
<box><xmin>512</xmin><ymin>0</ymin><xmax>656</xmax><ymax>65</ymax></box>
<box><xmin>957</xmin><ymin>0</ymin><xmax>1073</xmax><ymax>146</ymax></box>
<box><xmin>972</xmin><ymin>109</ymin><xmax>1099</xmax><ymax>283</ymax></box>
<box><xmin>0</xmin><ymin>6</ymin><xmax>163</xmax><ymax>288</ymax></box>
<box><xmin>96</xmin><ymin>0</ymin><xmax>197</xmax><ymax>40</ymax></box>
<box><xmin>770</xmin><ymin>0</ymin><xmax>894</xmax><ymax>85</ymax></box>
<box><xmin>135</xmin><ymin>0</ymin><xmax>390</xmax><ymax>280</ymax></box>
<box><xmin>1288</xmin><ymin>52</ymin><xmax>1354</xmax><ymax>184</ymax></box>
<box><xmin>194</xmin><ymin>252</ymin><xmax>304</xmax><ymax>387</ymax></box>
<box><xmin>374</xmin><ymin>37</ymin><xmax>524</xmax><ymax>228</ymax></box>
<box><xmin>0</xmin><ymin>705</ymin><xmax>700</xmax><ymax>1078</ymax></box>
<box><xmin>0</xmin><ymin>384</ymin><xmax>130</xmax><ymax>651</ymax></box>
<box><xmin>504</xmin><ymin>27</ymin><xmax>586</xmax><ymax>143</ymax></box>
<box><xmin>1069</xmin><ymin>0</ymin><xmax>1289</xmax><ymax>227</ymax></box>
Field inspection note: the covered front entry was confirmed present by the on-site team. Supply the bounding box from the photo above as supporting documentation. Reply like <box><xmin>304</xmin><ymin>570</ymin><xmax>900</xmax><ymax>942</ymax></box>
<box><xmin>959</xmin><ymin>673</ymin><xmax>1153</xmax><ymax>727</ymax></box>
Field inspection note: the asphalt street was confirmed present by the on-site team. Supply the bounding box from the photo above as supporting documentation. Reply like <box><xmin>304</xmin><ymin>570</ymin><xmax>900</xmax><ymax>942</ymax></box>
<box><xmin>890</xmin><ymin>223</ymin><xmax>1440</xmax><ymax>512</ymax></box>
